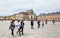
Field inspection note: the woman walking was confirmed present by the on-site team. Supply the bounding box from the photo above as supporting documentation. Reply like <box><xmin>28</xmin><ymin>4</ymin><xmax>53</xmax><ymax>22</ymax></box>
<box><xmin>9</xmin><ymin>20</ymin><xmax>15</xmax><ymax>36</ymax></box>
<box><xmin>16</xmin><ymin>20</ymin><xmax>21</xmax><ymax>35</ymax></box>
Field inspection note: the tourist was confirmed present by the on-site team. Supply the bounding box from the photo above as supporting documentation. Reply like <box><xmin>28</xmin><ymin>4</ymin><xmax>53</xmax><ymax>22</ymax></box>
<box><xmin>45</xmin><ymin>20</ymin><xmax>47</xmax><ymax>24</ymax></box>
<box><xmin>16</xmin><ymin>20</ymin><xmax>21</xmax><ymax>35</ymax></box>
<box><xmin>42</xmin><ymin>20</ymin><xmax>44</xmax><ymax>27</ymax></box>
<box><xmin>37</xmin><ymin>20</ymin><xmax>40</xmax><ymax>28</ymax></box>
<box><xmin>19</xmin><ymin>20</ymin><xmax>24</xmax><ymax>36</ymax></box>
<box><xmin>52</xmin><ymin>20</ymin><xmax>55</xmax><ymax>24</ymax></box>
<box><xmin>31</xmin><ymin>20</ymin><xmax>34</xmax><ymax>29</ymax></box>
<box><xmin>9</xmin><ymin>20</ymin><xmax>15</xmax><ymax>36</ymax></box>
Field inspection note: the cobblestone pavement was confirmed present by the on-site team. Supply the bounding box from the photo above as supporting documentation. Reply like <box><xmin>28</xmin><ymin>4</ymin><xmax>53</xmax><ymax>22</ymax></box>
<box><xmin>0</xmin><ymin>21</ymin><xmax>60</xmax><ymax>38</ymax></box>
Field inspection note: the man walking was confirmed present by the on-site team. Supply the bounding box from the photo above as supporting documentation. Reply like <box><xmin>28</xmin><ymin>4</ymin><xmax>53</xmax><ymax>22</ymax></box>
<box><xmin>31</xmin><ymin>20</ymin><xmax>34</xmax><ymax>29</ymax></box>
<box><xmin>37</xmin><ymin>20</ymin><xmax>40</xmax><ymax>28</ymax></box>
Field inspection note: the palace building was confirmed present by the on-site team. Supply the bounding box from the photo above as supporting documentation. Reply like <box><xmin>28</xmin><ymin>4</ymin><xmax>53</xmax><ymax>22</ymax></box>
<box><xmin>0</xmin><ymin>9</ymin><xmax>60</xmax><ymax>21</ymax></box>
<box><xmin>37</xmin><ymin>12</ymin><xmax>60</xmax><ymax>21</ymax></box>
<box><xmin>4</xmin><ymin>9</ymin><xmax>36</xmax><ymax>20</ymax></box>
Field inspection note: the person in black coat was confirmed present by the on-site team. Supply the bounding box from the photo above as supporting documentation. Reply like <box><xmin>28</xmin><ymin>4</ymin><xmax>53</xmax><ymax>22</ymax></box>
<box><xmin>31</xmin><ymin>20</ymin><xmax>34</xmax><ymax>29</ymax></box>
<box><xmin>45</xmin><ymin>20</ymin><xmax>47</xmax><ymax>24</ymax></box>
<box><xmin>9</xmin><ymin>20</ymin><xmax>15</xmax><ymax>36</ymax></box>
<box><xmin>37</xmin><ymin>21</ymin><xmax>40</xmax><ymax>28</ymax></box>
<box><xmin>19</xmin><ymin>20</ymin><xmax>24</xmax><ymax>36</ymax></box>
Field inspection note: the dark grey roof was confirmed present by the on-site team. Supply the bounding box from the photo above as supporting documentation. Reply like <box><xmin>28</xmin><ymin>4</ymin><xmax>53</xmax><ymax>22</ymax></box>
<box><xmin>39</xmin><ymin>12</ymin><xmax>60</xmax><ymax>16</ymax></box>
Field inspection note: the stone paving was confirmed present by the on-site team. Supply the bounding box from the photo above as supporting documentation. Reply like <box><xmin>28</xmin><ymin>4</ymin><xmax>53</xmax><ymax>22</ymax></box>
<box><xmin>0</xmin><ymin>21</ymin><xmax>60</xmax><ymax>38</ymax></box>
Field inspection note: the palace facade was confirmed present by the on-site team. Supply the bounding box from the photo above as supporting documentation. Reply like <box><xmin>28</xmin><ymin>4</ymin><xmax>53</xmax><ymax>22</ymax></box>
<box><xmin>37</xmin><ymin>12</ymin><xmax>60</xmax><ymax>21</ymax></box>
<box><xmin>2</xmin><ymin>9</ymin><xmax>36</xmax><ymax>20</ymax></box>
<box><xmin>0</xmin><ymin>9</ymin><xmax>60</xmax><ymax>21</ymax></box>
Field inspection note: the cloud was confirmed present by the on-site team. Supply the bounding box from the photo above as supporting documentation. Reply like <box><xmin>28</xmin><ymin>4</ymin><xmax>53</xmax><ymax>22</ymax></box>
<box><xmin>0</xmin><ymin>0</ymin><xmax>60</xmax><ymax>16</ymax></box>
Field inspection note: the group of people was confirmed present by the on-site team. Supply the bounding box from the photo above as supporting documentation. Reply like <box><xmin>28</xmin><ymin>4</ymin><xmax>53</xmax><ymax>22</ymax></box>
<box><xmin>9</xmin><ymin>20</ymin><xmax>24</xmax><ymax>36</ymax></box>
<box><xmin>31</xmin><ymin>20</ymin><xmax>44</xmax><ymax>29</ymax></box>
<box><xmin>9</xmin><ymin>20</ymin><xmax>45</xmax><ymax>36</ymax></box>
<box><xmin>9</xmin><ymin>19</ymin><xmax>56</xmax><ymax>37</ymax></box>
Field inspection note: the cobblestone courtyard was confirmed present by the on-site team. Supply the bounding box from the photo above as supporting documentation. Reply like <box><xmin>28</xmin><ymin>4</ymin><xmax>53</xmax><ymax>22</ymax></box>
<box><xmin>0</xmin><ymin>21</ymin><xmax>60</xmax><ymax>38</ymax></box>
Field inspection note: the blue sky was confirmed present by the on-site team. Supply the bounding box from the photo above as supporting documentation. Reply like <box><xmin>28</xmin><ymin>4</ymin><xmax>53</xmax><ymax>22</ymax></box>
<box><xmin>0</xmin><ymin>0</ymin><xmax>60</xmax><ymax>16</ymax></box>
